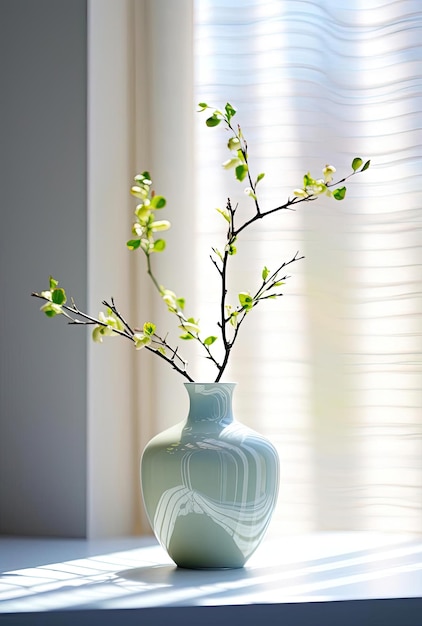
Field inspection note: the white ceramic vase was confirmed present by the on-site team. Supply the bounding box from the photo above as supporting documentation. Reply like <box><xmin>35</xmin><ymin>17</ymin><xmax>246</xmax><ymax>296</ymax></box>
<box><xmin>141</xmin><ymin>382</ymin><xmax>279</xmax><ymax>569</ymax></box>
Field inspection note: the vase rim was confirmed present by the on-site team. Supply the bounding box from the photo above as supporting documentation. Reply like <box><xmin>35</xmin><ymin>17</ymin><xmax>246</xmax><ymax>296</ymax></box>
<box><xmin>184</xmin><ymin>381</ymin><xmax>237</xmax><ymax>386</ymax></box>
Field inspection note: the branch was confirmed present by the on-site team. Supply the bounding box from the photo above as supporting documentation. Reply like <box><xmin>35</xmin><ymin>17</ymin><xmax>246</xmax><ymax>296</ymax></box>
<box><xmin>146</xmin><ymin>341</ymin><xmax>194</xmax><ymax>382</ymax></box>
<box><xmin>233</xmin><ymin>195</ymin><xmax>316</xmax><ymax>238</ymax></box>
<box><xmin>104</xmin><ymin>297</ymin><xmax>134</xmax><ymax>335</ymax></box>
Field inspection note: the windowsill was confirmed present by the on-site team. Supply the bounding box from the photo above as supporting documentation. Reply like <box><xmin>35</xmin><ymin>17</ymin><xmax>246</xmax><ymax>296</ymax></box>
<box><xmin>0</xmin><ymin>532</ymin><xmax>421</xmax><ymax>625</ymax></box>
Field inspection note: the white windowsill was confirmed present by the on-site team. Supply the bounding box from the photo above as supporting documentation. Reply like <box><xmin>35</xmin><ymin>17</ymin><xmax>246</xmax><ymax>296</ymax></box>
<box><xmin>0</xmin><ymin>532</ymin><xmax>421</xmax><ymax>625</ymax></box>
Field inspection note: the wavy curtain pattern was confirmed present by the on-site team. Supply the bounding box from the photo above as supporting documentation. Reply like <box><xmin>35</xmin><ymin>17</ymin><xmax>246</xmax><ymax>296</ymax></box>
<box><xmin>192</xmin><ymin>0</ymin><xmax>422</xmax><ymax>533</ymax></box>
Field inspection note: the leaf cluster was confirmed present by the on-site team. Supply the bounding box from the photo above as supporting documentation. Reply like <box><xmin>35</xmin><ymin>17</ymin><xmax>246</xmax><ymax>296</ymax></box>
<box><xmin>126</xmin><ymin>171</ymin><xmax>169</xmax><ymax>254</ymax></box>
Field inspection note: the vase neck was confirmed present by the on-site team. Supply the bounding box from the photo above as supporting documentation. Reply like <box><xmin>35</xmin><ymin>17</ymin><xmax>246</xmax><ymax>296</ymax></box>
<box><xmin>184</xmin><ymin>383</ymin><xmax>235</xmax><ymax>426</ymax></box>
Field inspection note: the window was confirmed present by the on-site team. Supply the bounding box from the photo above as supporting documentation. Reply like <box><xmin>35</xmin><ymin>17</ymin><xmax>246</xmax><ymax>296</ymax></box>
<box><xmin>191</xmin><ymin>0</ymin><xmax>422</xmax><ymax>533</ymax></box>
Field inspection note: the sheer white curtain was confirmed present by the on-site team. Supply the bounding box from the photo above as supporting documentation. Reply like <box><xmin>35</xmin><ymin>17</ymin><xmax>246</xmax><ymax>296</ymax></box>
<box><xmin>87</xmin><ymin>0</ymin><xmax>421</xmax><ymax>537</ymax></box>
<box><xmin>192</xmin><ymin>0</ymin><xmax>422</xmax><ymax>533</ymax></box>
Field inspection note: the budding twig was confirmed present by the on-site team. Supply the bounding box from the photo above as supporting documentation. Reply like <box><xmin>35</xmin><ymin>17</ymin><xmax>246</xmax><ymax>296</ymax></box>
<box><xmin>33</xmin><ymin>103</ymin><xmax>369</xmax><ymax>383</ymax></box>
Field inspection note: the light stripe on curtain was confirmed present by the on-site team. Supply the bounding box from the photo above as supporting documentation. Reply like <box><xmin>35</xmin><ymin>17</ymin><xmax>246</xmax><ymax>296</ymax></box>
<box><xmin>192</xmin><ymin>0</ymin><xmax>422</xmax><ymax>533</ymax></box>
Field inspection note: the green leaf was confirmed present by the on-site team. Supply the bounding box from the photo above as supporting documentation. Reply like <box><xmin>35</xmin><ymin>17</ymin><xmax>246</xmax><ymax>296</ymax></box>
<box><xmin>204</xmin><ymin>335</ymin><xmax>217</xmax><ymax>346</ymax></box>
<box><xmin>225</xmin><ymin>102</ymin><xmax>237</xmax><ymax>121</ymax></box>
<box><xmin>216</xmin><ymin>207</ymin><xmax>231</xmax><ymax>223</ymax></box>
<box><xmin>303</xmin><ymin>172</ymin><xmax>315</xmax><ymax>188</ymax></box>
<box><xmin>333</xmin><ymin>186</ymin><xmax>347</xmax><ymax>201</ymax></box>
<box><xmin>198</xmin><ymin>102</ymin><xmax>208</xmax><ymax>110</ymax></box>
<box><xmin>176</xmin><ymin>297</ymin><xmax>185</xmax><ymax>311</ymax></box>
<box><xmin>143</xmin><ymin>322</ymin><xmax>156</xmax><ymax>336</ymax></box>
<box><xmin>150</xmin><ymin>195</ymin><xmax>166</xmax><ymax>209</ymax></box>
<box><xmin>180</xmin><ymin>333</ymin><xmax>194</xmax><ymax>340</ymax></box>
<box><xmin>237</xmin><ymin>149</ymin><xmax>246</xmax><ymax>163</ymax></box>
<box><xmin>51</xmin><ymin>288</ymin><xmax>66</xmax><ymax>305</ymax></box>
<box><xmin>245</xmin><ymin>188</ymin><xmax>257</xmax><ymax>201</ymax></box>
<box><xmin>262</xmin><ymin>266</ymin><xmax>270</xmax><ymax>281</ymax></box>
<box><xmin>49</xmin><ymin>276</ymin><xmax>58</xmax><ymax>290</ymax></box>
<box><xmin>206</xmin><ymin>115</ymin><xmax>221</xmax><ymax>127</ymax></box>
<box><xmin>238</xmin><ymin>292</ymin><xmax>253</xmax><ymax>310</ymax></box>
<box><xmin>255</xmin><ymin>172</ymin><xmax>265</xmax><ymax>185</ymax></box>
<box><xmin>44</xmin><ymin>308</ymin><xmax>57</xmax><ymax>318</ymax></box>
<box><xmin>352</xmin><ymin>157</ymin><xmax>363</xmax><ymax>172</ymax></box>
<box><xmin>362</xmin><ymin>159</ymin><xmax>371</xmax><ymax>171</ymax></box>
<box><xmin>273</xmin><ymin>281</ymin><xmax>285</xmax><ymax>287</ymax></box>
<box><xmin>222</xmin><ymin>157</ymin><xmax>240</xmax><ymax>170</ymax></box>
<box><xmin>235</xmin><ymin>164</ymin><xmax>248</xmax><ymax>182</ymax></box>
<box><xmin>153</xmin><ymin>239</ymin><xmax>166</xmax><ymax>252</ymax></box>
<box><xmin>127</xmin><ymin>239</ymin><xmax>141</xmax><ymax>250</ymax></box>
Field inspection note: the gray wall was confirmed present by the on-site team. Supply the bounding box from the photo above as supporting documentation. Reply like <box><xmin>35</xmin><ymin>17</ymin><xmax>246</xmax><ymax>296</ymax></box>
<box><xmin>0</xmin><ymin>0</ymin><xmax>88</xmax><ymax>536</ymax></box>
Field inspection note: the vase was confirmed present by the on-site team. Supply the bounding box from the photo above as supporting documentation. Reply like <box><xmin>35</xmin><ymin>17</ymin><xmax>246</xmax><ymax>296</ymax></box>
<box><xmin>140</xmin><ymin>382</ymin><xmax>279</xmax><ymax>569</ymax></box>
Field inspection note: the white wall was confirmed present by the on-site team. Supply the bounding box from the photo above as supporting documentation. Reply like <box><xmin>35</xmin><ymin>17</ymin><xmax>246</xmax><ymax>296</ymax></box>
<box><xmin>0</xmin><ymin>0</ymin><xmax>89</xmax><ymax>536</ymax></box>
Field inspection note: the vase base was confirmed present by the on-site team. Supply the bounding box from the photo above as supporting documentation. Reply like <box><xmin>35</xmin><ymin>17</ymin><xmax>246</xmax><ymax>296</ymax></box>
<box><xmin>167</xmin><ymin>512</ymin><xmax>247</xmax><ymax>569</ymax></box>
<box><xmin>176</xmin><ymin>564</ymin><xmax>244</xmax><ymax>570</ymax></box>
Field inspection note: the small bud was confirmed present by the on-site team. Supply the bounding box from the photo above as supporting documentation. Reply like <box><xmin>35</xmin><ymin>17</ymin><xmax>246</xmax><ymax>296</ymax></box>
<box><xmin>222</xmin><ymin>157</ymin><xmax>240</xmax><ymax>170</ymax></box>
<box><xmin>244</xmin><ymin>187</ymin><xmax>257</xmax><ymax>200</ymax></box>
<box><xmin>40</xmin><ymin>302</ymin><xmax>62</xmax><ymax>317</ymax></box>
<box><xmin>162</xmin><ymin>289</ymin><xmax>178</xmax><ymax>311</ymax></box>
<box><xmin>133</xmin><ymin>333</ymin><xmax>151</xmax><ymax>350</ymax></box>
<box><xmin>179</xmin><ymin>320</ymin><xmax>200</xmax><ymax>336</ymax></box>
<box><xmin>314</xmin><ymin>179</ymin><xmax>327</xmax><ymax>194</ymax></box>
<box><xmin>132</xmin><ymin>222</ymin><xmax>144</xmax><ymax>236</ymax></box>
<box><xmin>98</xmin><ymin>311</ymin><xmax>124</xmax><ymax>334</ymax></box>
<box><xmin>323</xmin><ymin>164</ymin><xmax>336</xmax><ymax>183</ymax></box>
<box><xmin>151</xmin><ymin>220</ymin><xmax>171</xmax><ymax>232</ymax></box>
<box><xmin>135</xmin><ymin>204</ymin><xmax>150</xmax><ymax>219</ymax></box>
<box><xmin>92</xmin><ymin>325</ymin><xmax>104</xmax><ymax>343</ymax></box>
<box><xmin>131</xmin><ymin>185</ymin><xmax>148</xmax><ymax>200</ymax></box>
<box><xmin>227</xmin><ymin>137</ymin><xmax>241</xmax><ymax>151</ymax></box>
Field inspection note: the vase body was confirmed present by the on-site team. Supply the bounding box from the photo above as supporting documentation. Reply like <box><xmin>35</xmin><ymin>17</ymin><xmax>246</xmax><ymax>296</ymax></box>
<box><xmin>141</xmin><ymin>382</ymin><xmax>279</xmax><ymax>569</ymax></box>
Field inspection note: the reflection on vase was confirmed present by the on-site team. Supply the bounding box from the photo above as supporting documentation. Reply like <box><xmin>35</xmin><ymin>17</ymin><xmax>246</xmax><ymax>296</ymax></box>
<box><xmin>141</xmin><ymin>383</ymin><xmax>279</xmax><ymax>569</ymax></box>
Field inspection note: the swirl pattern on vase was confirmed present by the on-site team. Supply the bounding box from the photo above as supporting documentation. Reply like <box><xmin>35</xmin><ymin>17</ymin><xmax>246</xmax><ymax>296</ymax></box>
<box><xmin>141</xmin><ymin>383</ymin><xmax>279</xmax><ymax>568</ymax></box>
